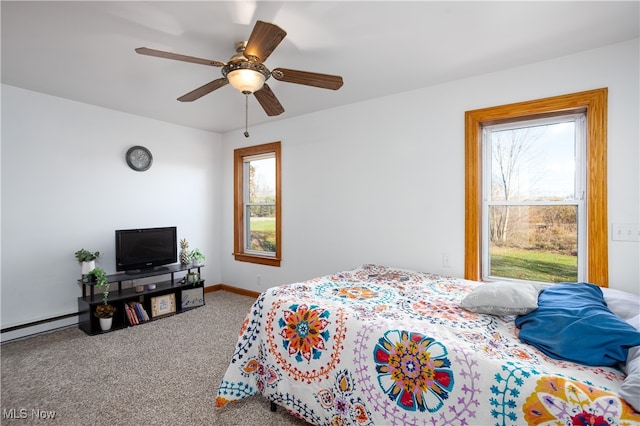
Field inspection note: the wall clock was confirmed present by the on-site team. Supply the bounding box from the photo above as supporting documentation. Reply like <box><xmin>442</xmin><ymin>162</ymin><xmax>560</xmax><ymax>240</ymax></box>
<box><xmin>126</xmin><ymin>146</ymin><xmax>153</xmax><ymax>171</ymax></box>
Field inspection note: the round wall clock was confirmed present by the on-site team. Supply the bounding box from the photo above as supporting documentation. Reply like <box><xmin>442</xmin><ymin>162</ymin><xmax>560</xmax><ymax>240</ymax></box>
<box><xmin>126</xmin><ymin>146</ymin><xmax>153</xmax><ymax>171</ymax></box>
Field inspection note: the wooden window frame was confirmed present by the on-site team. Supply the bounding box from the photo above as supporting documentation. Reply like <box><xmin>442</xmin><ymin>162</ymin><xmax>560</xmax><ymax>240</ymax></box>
<box><xmin>465</xmin><ymin>88</ymin><xmax>608</xmax><ymax>286</ymax></box>
<box><xmin>233</xmin><ymin>142</ymin><xmax>282</xmax><ymax>267</ymax></box>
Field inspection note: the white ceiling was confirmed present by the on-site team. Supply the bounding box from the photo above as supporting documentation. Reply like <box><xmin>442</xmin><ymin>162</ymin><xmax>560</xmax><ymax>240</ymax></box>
<box><xmin>2</xmin><ymin>1</ymin><xmax>638</xmax><ymax>134</ymax></box>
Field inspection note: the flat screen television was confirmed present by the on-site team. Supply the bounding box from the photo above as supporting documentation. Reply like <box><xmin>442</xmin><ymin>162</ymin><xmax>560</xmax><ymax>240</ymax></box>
<box><xmin>115</xmin><ymin>226</ymin><xmax>177</xmax><ymax>273</ymax></box>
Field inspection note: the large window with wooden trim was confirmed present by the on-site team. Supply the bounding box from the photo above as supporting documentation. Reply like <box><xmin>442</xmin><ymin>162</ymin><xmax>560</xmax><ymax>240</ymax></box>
<box><xmin>465</xmin><ymin>88</ymin><xmax>608</xmax><ymax>286</ymax></box>
<box><xmin>234</xmin><ymin>142</ymin><xmax>281</xmax><ymax>266</ymax></box>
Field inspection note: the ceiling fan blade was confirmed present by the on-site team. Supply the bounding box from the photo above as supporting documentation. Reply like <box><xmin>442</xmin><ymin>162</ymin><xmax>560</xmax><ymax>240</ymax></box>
<box><xmin>177</xmin><ymin>78</ymin><xmax>228</xmax><ymax>102</ymax></box>
<box><xmin>135</xmin><ymin>47</ymin><xmax>225</xmax><ymax>67</ymax></box>
<box><xmin>271</xmin><ymin>68</ymin><xmax>343</xmax><ymax>90</ymax></box>
<box><xmin>254</xmin><ymin>84</ymin><xmax>284</xmax><ymax>116</ymax></box>
<box><xmin>243</xmin><ymin>21</ymin><xmax>287</xmax><ymax>63</ymax></box>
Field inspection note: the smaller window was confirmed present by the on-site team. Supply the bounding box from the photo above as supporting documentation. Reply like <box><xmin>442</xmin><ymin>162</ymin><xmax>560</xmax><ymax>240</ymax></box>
<box><xmin>234</xmin><ymin>142</ymin><xmax>281</xmax><ymax>266</ymax></box>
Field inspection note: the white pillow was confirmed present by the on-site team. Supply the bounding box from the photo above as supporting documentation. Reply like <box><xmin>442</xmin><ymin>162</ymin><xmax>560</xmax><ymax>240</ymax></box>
<box><xmin>602</xmin><ymin>287</ymin><xmax>640</xmax><ymax>321</ymax></box>
<box><xmin>618</xmin><ymin>311</ymin><xmax>640</xmax><ymax>411</ymax></box>
<box><xmin>460</xmin><ymin>281</ymin><xmax>544</xmax><ymax>316</ymax></box>
<box><xmin>620</xmin><ymin>344</ymin><xmax>640</xmax><ymax>412</ymax></box>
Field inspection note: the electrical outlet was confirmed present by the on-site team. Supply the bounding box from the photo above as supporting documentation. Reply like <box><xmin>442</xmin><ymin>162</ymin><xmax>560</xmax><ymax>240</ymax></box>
<box><xmin>612</xmin><ymin>223</ymin><xmax>640</xmax><ymax>241</ymax></box>
<box><xmin>442</xmin><ymin>253</ymin><xmax>451</xmax><ymax>268</ymax></box>
<box><xmin>257</xmin><ymin>275</ymin><xmax>261</xmax><ymax>285</ymax></box>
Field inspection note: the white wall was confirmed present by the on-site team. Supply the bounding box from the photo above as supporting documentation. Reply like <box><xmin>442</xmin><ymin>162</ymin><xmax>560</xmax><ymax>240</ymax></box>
<box><xmin>2</xmin><ymin>39</ymin><xmax>638</xmax><ymax>342</ymax></box>
<box><xmin>220</xmin><ymin>38</ymin><xmax>640</xmax><ymax>295</ymax></box>
<box><xmin>1</xmin><ymin>85</ymin><xmax>222</xmax><ymax>341</ymax></box>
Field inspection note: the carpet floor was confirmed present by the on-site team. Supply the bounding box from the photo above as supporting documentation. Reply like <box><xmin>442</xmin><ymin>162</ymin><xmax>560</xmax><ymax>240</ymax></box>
<box><xmin>1</xmin><ymin>291</ymin><xmax>308</xmax><ymax>425</ymax></box>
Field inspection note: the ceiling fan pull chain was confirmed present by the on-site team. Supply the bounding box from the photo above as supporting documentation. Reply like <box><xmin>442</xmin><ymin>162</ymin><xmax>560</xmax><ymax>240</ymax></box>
<box><xmin>244</xmin><ymin>93</ymin><xmax>250</xmax><ymax>138</ymax></box>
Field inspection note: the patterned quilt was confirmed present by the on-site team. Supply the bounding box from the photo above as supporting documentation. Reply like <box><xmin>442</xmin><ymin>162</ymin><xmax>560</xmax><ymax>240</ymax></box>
<box><xmin>215</xmin><ymin>264</ymin><xmax>640</xmax><ymax>425</ymax></box>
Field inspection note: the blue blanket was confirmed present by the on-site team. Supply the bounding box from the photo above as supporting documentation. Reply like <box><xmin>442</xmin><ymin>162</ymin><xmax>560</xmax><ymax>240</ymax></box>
<box><xmin>515</xmin><ymin>283</ymin><xmax>640</xmax><ymax>367</ymax></box>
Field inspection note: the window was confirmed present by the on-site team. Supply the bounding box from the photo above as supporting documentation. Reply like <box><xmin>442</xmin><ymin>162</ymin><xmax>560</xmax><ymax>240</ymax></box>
<box><xmin>483</xmin><ymin>114</ymin><xmax>585</xmax><ymax>283</ymax></box>
<box><xmin>234</xmin><ymin>142</ymin><xmax>281</xmax><ymax>266</ymax></box>
<box><xmin>465</xmin><ymin>88</ymin><xmax>608</xmax><ymax>286</ymax></box>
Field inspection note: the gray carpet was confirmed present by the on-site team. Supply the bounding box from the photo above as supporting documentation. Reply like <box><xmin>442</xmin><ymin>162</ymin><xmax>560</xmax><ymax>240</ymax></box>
<box><xmin>1</xmin><ymin>291</ymin><xmax>308</xmax><ymax>425</ymax></box>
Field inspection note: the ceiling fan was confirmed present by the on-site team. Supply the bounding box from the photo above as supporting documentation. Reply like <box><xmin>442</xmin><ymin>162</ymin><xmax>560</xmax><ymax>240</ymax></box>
<box><xmin>136</xmin><ymin>20</ymin><xmax>343</xmax><ymax>135</ymax></box>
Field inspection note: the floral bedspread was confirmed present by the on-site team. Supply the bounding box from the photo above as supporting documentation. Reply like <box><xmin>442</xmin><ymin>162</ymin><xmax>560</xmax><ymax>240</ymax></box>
<box><xmin>215</xmin><ymin>264</ymin><xmax>639</xmax><ymax>425</ymax></box>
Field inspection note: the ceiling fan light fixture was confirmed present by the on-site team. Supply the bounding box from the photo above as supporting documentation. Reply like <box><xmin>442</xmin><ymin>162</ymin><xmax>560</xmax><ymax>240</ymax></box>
<box><xmin>227</xmin><ymin>69</ymin><xmax>265</xmax><ymax>94</ymax></box>
<box><xmin>223</xmin><ymin>61</ymin><xmax>270</xmax><ymax>94</ymax></box>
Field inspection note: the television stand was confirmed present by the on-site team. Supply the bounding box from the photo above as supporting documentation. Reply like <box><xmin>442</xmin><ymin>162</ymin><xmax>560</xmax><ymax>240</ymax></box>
<box><xmin>77</xmin><ymin>263</ymin><xmax>205</xmax><ymax>335</ymax></box>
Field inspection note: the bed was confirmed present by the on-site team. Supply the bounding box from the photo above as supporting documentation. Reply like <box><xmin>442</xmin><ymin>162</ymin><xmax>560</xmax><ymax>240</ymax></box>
<box><xmin>215</xmin><ymin>264</ymin><xmax>640</xmax><ymax>425</ymax></box>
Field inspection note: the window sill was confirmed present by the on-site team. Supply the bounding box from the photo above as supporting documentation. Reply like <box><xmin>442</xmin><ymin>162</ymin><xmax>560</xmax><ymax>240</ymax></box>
<box><xmin>233</xmin><ymin>253</ymin><xmax>281</xmax><ymax>267</ymax></box>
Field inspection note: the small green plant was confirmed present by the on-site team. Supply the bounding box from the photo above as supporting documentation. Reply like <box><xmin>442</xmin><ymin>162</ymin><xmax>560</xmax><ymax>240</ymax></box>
<box><xmin>190</xmin><ymin>248</ymin><xmax>205</xmax><ymax>264</ymax></box>
<box><xmin>75</xmin><ymin>249</ymin><xmax>100</xmax><ymax>262</ymax></box>
<box><xmin>91</xmin><ymin>267</ymin><xmax>116</xmax><ymax>318</ymax></box>
<box><xmin>186</xmin><ymin>271</ymin><xmax>200</xmax><ymax>285</ymax></box>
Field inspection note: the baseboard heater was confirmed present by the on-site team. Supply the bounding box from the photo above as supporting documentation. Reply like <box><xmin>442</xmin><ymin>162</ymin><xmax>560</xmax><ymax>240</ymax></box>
<box><xmin>1</xmin><ymin>312</ymin><xmax>78</xmax><ymax>334</ymax></box>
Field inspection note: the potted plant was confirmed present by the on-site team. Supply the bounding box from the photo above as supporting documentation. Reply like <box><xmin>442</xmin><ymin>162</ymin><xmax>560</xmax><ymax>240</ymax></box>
<box><xmin>186</xmin><ymin>271</ymin><xmax>200</xmax><ymax>285</ymax></box>
<box><xmin>190</xmin><ymin>248</ymin><xmax>205</xmax><ymax>266</ymax></box>
<box><xmin>91</xmin><ymin>267</ymin><xmax>116</xmax><ymax>331</ymax></box>
<box><xmin>75</xmin><ymin>249</ymin><xmax>100</xmax><ymax>283</ymax></box>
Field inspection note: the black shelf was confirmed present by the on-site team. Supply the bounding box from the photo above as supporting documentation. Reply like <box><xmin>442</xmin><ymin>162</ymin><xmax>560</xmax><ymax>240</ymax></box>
<box><xmin>79</xmin><ymin>263</ymin><xmax>203</xmax><ymax>298</ymax></box>
<box><xmin>77</xmin><ymin>264</ymin><xmax>205</xmax><ymax>335</ymax></box>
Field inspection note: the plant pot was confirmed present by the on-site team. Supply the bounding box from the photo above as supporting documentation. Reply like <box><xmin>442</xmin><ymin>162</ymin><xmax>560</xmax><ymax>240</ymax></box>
<box><xmin>81</xmin><ymin>261</ymin><xmax>96</xmax><ymax>283</ymax></box>
<box><xmin>99</xmin><ymin>317</ymin><xmax>113</xmax><ymax>331</ymax></box>
<box><xmin>81</xmin><ymin>260</ymin><xmax>96</xmax><ymax>275</ymax></box>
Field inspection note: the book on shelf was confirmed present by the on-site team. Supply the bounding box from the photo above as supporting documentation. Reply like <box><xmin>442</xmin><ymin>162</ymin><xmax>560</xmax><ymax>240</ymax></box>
<box><xmin>133</xmin><ymin>302</ymin><xmax>146</xmax><ymax>322</ymax></box>
<box><xmin>129</xmin><ymin>302</ymin><xmax>150</xmax><ymax>323</ymax></box>
<box><xmin>124</xmin><ymin>304</ymin><xmax>137</xmax><ymax>325</ymax></box>
<box><xmin>140</xmin><ymin>302</ymin><xmax>150</xmax><ymax>322</ymax></box>
<box><xmin>123</xmin><ymin>301</ymin><xmax>151</xmax><ymax>326</ymax></box>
